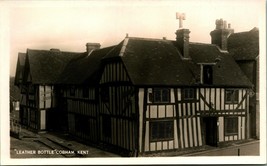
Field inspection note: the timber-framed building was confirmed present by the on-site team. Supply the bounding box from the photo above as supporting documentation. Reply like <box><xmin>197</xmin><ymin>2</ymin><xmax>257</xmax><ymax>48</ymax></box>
<box><xmin>14</xmin><ymin>18</ymin><xmax>259</xmax><ymax>156</ymax></box>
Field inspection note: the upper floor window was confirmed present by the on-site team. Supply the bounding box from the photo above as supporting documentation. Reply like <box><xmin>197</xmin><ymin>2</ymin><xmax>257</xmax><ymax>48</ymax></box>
<box><xmin>225</xmin><ymin>89</ymin><xmax>239</xmax><ymax>104</ymax></box>
<box><xmin>182</xmin><ymin>88</ymin><xmax>196</xmax><ymax>100</ymax></box>
<box><xmin>203</xmin><ymin>65</ymin><xmax>213</xmax><ymax>84</ymax></box>
<box><xmin>151</xmin><ymin>88</ymin><xmax>170</xmax><ymax>103</ymax></box>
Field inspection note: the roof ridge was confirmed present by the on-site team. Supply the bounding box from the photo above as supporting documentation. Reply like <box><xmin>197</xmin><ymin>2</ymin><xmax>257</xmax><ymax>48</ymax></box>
<box><xmin>189</xmin><ymin>42</ymin><xmax>215</xmax><ymax>46</ymax></box>
<box><xmin>26</xmin><ymin>48</ymin><xmax>84</xmax><ymax>54</ymax></box>
<box><xmin>128</xmin><ymin>36</ymin><xmax>172</xmax><ymax>42</ymax></box>
<box><xmin>230</xmin><ymin>27</ymin><xmax>259</xmax><ymax>36</ymax></box>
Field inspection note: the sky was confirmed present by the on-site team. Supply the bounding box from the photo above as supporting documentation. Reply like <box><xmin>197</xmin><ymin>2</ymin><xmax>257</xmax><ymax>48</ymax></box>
<box><xmin>0</xmin><ymin>0</ymin><xmax>264</xmax><ymax>76</ymax></box>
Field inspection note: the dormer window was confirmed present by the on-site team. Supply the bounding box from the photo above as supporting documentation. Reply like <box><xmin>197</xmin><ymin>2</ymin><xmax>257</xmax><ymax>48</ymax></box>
<box><xmin>199</xmin><ymin>64</ymin><xmax>214</xmax><ymax>84</ymax></box>
<box><xmin>203</xmin><ymin>65</ymin><xmax>213</xmax><ymax>84</ymax></box>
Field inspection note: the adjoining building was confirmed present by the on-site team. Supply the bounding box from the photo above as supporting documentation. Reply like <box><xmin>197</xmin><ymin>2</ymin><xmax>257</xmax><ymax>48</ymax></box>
<box><xmin>14</xmin><ymin>18</ymin><xmax>259</xmax><ymax>156</ymax></box>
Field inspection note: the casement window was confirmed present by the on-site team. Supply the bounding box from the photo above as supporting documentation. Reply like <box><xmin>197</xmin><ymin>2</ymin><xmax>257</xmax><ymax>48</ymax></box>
<box><xmin>224</xmin><ymin>117</ymin><xmax>238</xmax><ymax>136</ymax></box>
<box><xmin>182</xmin><ymin>88</ymin><xmax>196</xmax><ymax>100</ymax></box>
<box><xmin>100</xmin><ymin>87</ymin><xmax>109</xmax><ymax>102</ymax></box>
<box><xmin>203</xmin><ymin>65</ymin><xmax>213</xmax><ymax>84</ymax></box>
<box><xmin>225</xmin><ymin>89</ymin><xmax>239</xmax><ymax>104</ymax></box>
<box><xmin>149</xmin><ymin>88</ymin><xmax>170</xmax><ymax>103</ymax></box>
<box><xmin>102</xmin><ymin>115</ymin><xmax>111</xmax><ymax>138</ymax></box>
<box><xmin>150</xmin><ymin>120</ymin><xmax>174</xmax><ymax>142</ymax></box>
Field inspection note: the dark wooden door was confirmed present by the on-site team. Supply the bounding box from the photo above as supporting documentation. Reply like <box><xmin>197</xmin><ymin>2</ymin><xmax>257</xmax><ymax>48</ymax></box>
<box><xmin>204</xmin><ymin>117</ymin><xmax>218</xmax><ymax>146</ymax></box>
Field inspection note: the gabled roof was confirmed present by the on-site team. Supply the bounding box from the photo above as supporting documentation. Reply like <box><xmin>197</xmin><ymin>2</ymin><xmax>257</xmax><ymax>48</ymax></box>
<box><xmin>228</xmin><ymin>27</ymin><xmax>259</xmax><ymax>60</ymax></box>
<box><xmin>58</xmin><ymin>46</ymin><xmax>116</xmax><ymax>85</ymax></box>
<box><xmin>26</xmin><ymin>49</ymin><xmax>84</xmax><ymax>84</ymax></box>
<box><xmin>189</xmin><ymin>42</ymin><xmax>252</xmax><ymax>87</ymax></box>
<box><xmin>17</xmin><ymin>34</ymin><xmax>253</xmax><ymax>87</ymax></box>
<box><xmin>14</xmin><ymin>53</ymin><xmax>26</xmax><ymax>85</ymax></box>
<box><xmin>116</xmin><ymin>38</ymin><xmax>195</xmax><ymax>86</ymax></box>
<box><xmin>102</xmin><ymin>37</ymin><xmax>252</xmax><ymax>87</ymax></box>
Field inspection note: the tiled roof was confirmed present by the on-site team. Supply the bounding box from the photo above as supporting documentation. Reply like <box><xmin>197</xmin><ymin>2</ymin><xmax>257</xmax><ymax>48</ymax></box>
<box><xmin>18</xmin><ymin>34</ymin><xmax>253</xmax><ymax>87</ymax></box>
<box><xmin>189</xmin><ymin>43</ymin><xmax>252</xmax><ymax>87</ymax></box>
<box><xmin>228</xmin><ymin>27</ymin><xmax>259</xmax><ymax>60</ymax></box>
<box><xmin>58</xmin><ymin>46</ymin><xmax>116</xmax><ymax>85</ymax></box>
<box><xmin>14</xmin><ymin>52</ymin><xmax>26</xmax><ymax>85</ymax></box>
<box><xmin>26</xmin><ymin>49</ymin><xmax>84</xmax><ymax>84</ymax></box>
<box><xmin>118</xmin><ymin>38</ymin><xmax>195</xmax><ymax>86</ymax></box>
<box><xmin>103</xmin><ymin>37</ymin><xmax>252</xmax><ymax>87</ymax></box>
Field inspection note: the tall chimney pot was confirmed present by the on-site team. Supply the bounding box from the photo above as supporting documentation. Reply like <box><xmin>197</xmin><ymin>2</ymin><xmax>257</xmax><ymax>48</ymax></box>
<box><xmin>210</xmin><ymin>19</ymin><xmax>234</xmax><ymax>51</ymax></box>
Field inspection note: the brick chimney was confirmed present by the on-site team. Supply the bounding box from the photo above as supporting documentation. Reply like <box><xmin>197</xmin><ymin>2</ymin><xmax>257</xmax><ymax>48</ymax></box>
<box><xmin>86</xmin><ymin>43</ymin><xmax>101</xmax><ymax>54</ymax></box>
<box><xmin>210</xmin><ymin>19</ymin><xmax>234</xmax><ymax>51</ymax></box>
<box><xmin>175</xmin><ymin>29</ymin><xmax>191</xmax><ymax>59</ymax></box>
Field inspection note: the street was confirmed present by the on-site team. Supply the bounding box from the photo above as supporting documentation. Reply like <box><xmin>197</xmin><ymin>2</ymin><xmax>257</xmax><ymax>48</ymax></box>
<box><xmin>186</xmin><ymin>141</ymin><xmax>259</xmax><ymax>156</ymax></box>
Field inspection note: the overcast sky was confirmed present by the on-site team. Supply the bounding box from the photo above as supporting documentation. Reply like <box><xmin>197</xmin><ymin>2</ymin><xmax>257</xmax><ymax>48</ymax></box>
<box><xmin>1</xmin><ymin>0</ymin><xmax>263</xmax><ymax>76</ymax></box>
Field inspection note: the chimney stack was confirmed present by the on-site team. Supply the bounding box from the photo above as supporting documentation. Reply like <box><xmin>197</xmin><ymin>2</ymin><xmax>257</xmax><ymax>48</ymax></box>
<box><xmin>86</xmin><ymin>43</ymin><xmax>101</xmax><ymax>54</ymax></box>
<box><xmin>175</xmin><ymin>12</ymin><xmax>190</xmax><ymax>59</ymax></box>
<box><xmin>175</xmin><ymin>29</ymin><xmax>191</xmax><ymax>59</ymax></box>
<box><xmin>210</xmin><ymin>18</ymin><xmax>234</xmax><ymax>51</ymax></box>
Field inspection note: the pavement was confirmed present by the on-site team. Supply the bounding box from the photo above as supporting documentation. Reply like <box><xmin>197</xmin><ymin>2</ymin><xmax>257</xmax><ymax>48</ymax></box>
<box><xmin>184</xmin><ymin>139</ymin><xmax>259</xmax><ymax>156</ymax></box>
<box><xmin>10</xmin><ymin>127</ymin><xmax>260</xmax><ymax>158</ymax></box>
<box><xmin>10</xmin><ymin>127</ymin><xmax>120</xmax><ymax>158</ymax></box>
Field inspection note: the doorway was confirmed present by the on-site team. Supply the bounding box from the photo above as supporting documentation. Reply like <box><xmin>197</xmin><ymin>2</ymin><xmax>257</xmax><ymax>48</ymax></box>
<box><xmin>203</xmin><ymin>117</ymin><xmax>218</xmax><ymax>146</ymax></box>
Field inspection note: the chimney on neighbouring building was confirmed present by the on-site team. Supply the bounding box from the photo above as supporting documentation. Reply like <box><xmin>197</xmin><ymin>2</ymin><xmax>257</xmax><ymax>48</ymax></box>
<box><xmin>175</xmin><ymin>12</ymin><xmax>190</xmax><ymax>59</ymax></box>
<box><xmin>86</xmin><ymin>43</ymin><xmax>101</xmax><ymax>54</ymax></box>
<box><xmin>210</xmin><ymin>18</ymin><xmax>234</xmax><ymax>51</ymax></box>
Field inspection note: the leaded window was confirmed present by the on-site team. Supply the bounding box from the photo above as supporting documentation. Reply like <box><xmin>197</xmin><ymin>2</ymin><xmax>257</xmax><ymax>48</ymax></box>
<box><xmin>153</xmin><ymin>88</ymin><xmax>170</xmax><ymax>103</ymax></box>
<box><xmin>225</xmin><ymin>89</ymin><xmax>239</xmax><ymax>104</ymax></box>
<box><xmin>182</xmin><ymin>88</ymin><xmax>196</xmax><ymax>100</ymax></box>
<box><xmin>150</xmin><ymin>120</ymin><xmax>174</xmax><ymax>141</ymax></box>
<box><xmin>224</xmin><ymin>117</ymin><xmax>238</xmax><ymax>136</ymax></box>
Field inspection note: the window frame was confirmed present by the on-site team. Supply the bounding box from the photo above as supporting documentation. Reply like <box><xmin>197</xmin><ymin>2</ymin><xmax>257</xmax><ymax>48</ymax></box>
<box><xmin>151</xmin><ymin>88</ymin><xmax>170</xmax><ymax>103</ymax></box>
<box><xmin>225</xmin><ymin>89</ymin><xmax>239</xmax><ymax>104</ymax></box>
<box><xmin>224</xmin><ymin>116</ymin><xmax>238</xmax><ymax>136</ymax></box>
<box><xmin>203</xmin><ymin>65</ymin><xmax>213</xmax><ymax>84</ymax></box>
<box><xmin>182</xmin><ymin>88</ymin><xmax>196</xmax><ymax>101</ymax></box>
<box><xmin>150</xmin><ymin>120</ymin><xmax>174</xmax><ymax>142</ymax></box>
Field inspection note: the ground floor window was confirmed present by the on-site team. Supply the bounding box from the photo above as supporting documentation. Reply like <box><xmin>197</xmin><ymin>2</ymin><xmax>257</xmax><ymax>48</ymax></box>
<box><xmin>150</xmin><ymin>120</ymin><xmax>174</xmax><ymax>142</ymax></box>
<box><xmin>224</xmin><ymin>117</ymin><xmax>238</xmax><ymax>136</ymax></box>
